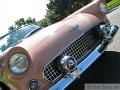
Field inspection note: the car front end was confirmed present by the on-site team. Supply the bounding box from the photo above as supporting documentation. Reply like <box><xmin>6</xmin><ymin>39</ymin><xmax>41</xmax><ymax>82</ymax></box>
<box><xmin>0</xmin><ymin>0</ymin><xmax>119</xmax><ymax>90</ymax></box>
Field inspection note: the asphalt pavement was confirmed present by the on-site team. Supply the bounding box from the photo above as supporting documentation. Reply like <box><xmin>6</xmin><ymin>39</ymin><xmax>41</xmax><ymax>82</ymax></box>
<box><xmin>107</xmin><ymin>6</ymin><xmax>120</xmax><ymax>51</ymax></box>
<box><xmin>66</xmin><ymin>7</ymin><xmax>120</xmax><ymax>90</ymax></box>
<box><xmin>66</xmin><ymin>51</ymin><xmax>120</xmax><ymax>90</ymax></box>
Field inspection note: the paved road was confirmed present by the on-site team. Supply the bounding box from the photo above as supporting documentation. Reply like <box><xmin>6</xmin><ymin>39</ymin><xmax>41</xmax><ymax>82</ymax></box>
<box><xmin>66</xmin><ymin>7</ymin><xmax>120</xmax><ymax>90</ymax></box>
<box><xmin>107</xmin><ymin>6</ymin><xmax>120</xmax><ymax>51</ymax></box>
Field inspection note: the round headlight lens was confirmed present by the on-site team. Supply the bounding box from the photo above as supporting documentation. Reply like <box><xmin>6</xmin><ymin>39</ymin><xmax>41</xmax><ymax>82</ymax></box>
<box><xmin>100</xmin><ymin>3</ymin><xmax>108</xmax><ymax>13</ymax></box>
<box><xmin>9</xmin><ymin>53</ymin><xmax>29</xmax><ymax>74</ymax></box>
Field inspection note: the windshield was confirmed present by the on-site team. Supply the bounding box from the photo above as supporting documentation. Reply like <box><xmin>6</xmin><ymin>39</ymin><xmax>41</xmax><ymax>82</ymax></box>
<box><xmin>0</xmin><ymin>24</ymin><xmax>40</xmax><ymax>53</ymax></box>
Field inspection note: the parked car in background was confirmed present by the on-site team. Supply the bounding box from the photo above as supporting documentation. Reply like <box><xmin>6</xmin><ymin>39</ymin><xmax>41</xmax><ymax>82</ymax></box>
<box><xmin>0</xmin><ymin>0</ymin><xmax>119</xmax><ymax>90</ymax></box>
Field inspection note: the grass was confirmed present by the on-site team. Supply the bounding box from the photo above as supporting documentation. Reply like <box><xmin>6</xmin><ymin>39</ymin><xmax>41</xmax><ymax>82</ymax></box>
<box><xmin>107</xmin><ymin>0</ymin><xmax>120</xmax><ymax>10</ymax></box>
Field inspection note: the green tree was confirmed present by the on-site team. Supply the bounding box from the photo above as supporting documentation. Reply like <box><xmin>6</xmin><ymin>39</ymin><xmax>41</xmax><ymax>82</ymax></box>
<box><xmin>19</xmin><ymin>18</ymin><xmax>26</xmax><ymax>25</ymax></box>
<box><xmin>10</xmin><ymin>17</ymin><xmax>36</xmax><ymax>29</ymax></box>
<box><xmin>15</xmin><ymin>18</ymin><xmax>26</xmax><ymax>27</ymax></box>
<box><xmin>38</xmin><ymin>0</ymin><xmax>92</xmax><ymax>27</ymax></box>
<box><xmin>47</xmin><ymin>0</ymin><xmax>92</xmax><ymax>23</ymax></box>
<box><xmin>8</xmin><ymin>25</ymin><xmax>16</xmax><ymax>31</ymax></box>
<box><xmin>15</xmin><ymin>20</ymin><xmax>22</xmax><ymax>27</ymax></box>
<box><xmin>26</xmin><ymin>17</ymin><xmax>36</xmax><ymax>25</ymax></box>
<box><xmin>106</xmin><ymin>0</ymin><xmax>112</xmax><ymax>3</ymax></box>
<box><xmin>37</xmin><ymin>18</ymin><xmax>49</xmax><ymax>27</ymax></box>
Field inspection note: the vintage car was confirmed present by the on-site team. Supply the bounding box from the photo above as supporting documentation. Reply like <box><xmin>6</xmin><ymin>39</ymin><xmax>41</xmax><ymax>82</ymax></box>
<box><xmin>0</xmin><ymin>0</ymin><xmax>119</xmax><ymax>90</ymax></box>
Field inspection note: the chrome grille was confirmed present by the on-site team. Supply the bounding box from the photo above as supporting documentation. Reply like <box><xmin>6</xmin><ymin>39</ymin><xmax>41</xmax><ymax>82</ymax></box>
<box><xmin>61</xmin><ymin>30</ymin><xmax>99</xmax><ymax>62</ymax></box>
<box><xmin>43</xmin><ymin>62</ymin><xmax>61</xmax><ymax>82</ymax></box>
<box><xmin>43</xmin><ymin>28</ymin><xmax>100</xmax><ymax>82</ymax></box>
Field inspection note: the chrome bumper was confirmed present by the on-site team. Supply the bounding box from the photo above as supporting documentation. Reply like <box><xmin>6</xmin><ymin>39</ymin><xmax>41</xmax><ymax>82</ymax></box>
<box><xmin>49</xmin><ymin>25</ymin><xmax>119</xmax><ymax>90</ymax></box>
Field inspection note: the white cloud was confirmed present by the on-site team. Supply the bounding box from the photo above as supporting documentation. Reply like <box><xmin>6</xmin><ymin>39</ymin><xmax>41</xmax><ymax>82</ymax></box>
<box><xmin>0</xmin><ymin>0</ymin><xmax>48</xmax><ymax>36</ymax></box>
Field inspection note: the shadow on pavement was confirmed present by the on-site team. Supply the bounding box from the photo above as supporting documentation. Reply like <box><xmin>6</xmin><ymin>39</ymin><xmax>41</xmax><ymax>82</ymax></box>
<box><xmin>66</xmin><ymin>51</ymin><xmax>120</xmax><ymax>90</ymax></box>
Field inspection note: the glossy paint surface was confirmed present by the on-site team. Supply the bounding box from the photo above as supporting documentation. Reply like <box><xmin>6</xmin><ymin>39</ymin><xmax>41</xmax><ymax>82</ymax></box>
<box><xmin>0</xmin><ymin>0</ymin><xmax>108</xmax><ymax>89</ymax></box>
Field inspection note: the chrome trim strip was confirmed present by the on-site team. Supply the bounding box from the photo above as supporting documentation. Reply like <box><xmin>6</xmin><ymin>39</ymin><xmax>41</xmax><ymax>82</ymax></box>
<box><xmin>49</xmin><ymin>25</ymin><xmax>118</xmax><ymax>90</ymax></box>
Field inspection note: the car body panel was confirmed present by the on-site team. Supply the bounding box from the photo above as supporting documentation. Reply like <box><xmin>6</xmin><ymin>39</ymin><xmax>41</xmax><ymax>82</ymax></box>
<box><xmin>0</xmin><ymin>0</ymin><xmax>118</xmax><ymax>90</ymax></box>
<box><xmin>1</xmin><ymin>13</ymin><xmax>100</xmax><ymax>90</ymax></box>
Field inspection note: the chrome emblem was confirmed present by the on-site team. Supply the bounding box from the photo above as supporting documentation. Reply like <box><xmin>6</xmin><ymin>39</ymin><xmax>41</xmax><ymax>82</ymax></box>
<box><xmin>69</xmin><ymin>25</ymin><xmax>79</xmax><ymax>31</ymax></box>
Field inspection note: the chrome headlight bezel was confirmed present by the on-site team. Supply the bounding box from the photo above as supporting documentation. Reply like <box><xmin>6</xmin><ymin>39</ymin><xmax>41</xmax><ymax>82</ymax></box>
<box><xmin>9</xmin><ymin>53</ymin><xmax>30</xmax><ymax>75</ymax></box>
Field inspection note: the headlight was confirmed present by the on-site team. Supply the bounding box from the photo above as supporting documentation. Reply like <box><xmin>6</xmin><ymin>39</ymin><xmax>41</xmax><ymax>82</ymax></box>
<box><xmin>9</xmin><ymin>53</ymin><xmax>29</xmax><ymax>75</ymax></box>
<box><xmin>100</xmin><ymin>3</ymin><xmax>108</xmax><ymax>13</ymax></box>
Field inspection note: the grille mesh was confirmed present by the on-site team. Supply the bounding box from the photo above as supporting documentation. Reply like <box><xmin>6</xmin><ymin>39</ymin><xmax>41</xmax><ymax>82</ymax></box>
<box><xmin>43</xmin><ymin>62</ymin><xmax>60</xmax><ymax>82</ymax></box>
<box><xmin>61</xmin><ymin>30</ymin><xmax>98</xmax><ymax>62</ymax></box>
<box><xmin>43</xmin><ymin>28</ymin><xmax>100</xmax><ymax>82</ymax></box>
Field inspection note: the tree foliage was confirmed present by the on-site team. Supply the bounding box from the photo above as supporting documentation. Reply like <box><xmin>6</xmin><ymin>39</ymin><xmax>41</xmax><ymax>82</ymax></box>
<box><xmin>8</xmin><ymin>25</ymin><xmax>16</xmax><ymax>31</ymax></box>
<box><xmin>106</xmin><ymin>0</ymin><xmax>112</xmax><ymax>3</ymax></box>
<box><xmin>26</xmin><ymin>17</ymin><xmax>36</xmax><ymax>25</ymax></box>
<box><xmin>37</xmin><ymin>18</ymin><xmax>49</xmax><ymax>27</ymax></box>
<box><xmin>15</xmin><ymin>18</ymin><xmax>26</xmax><ymax>27</ymax></box>
<box><xmin>8</xmin><ymin>17</ymin><xmax>36</xmax><ymax>31</ymax></box>
<box><xmin>38</xmin><ymin>0</ymin><xmax>92</xmax><ymax>27</ymax></box>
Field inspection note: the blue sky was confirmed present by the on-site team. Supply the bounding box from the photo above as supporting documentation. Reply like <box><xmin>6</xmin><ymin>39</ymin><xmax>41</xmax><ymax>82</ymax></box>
<box><xmin>0</xmin><ymin>0</ymin><xmax>48</xmax><ymax>36</ymax></box>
